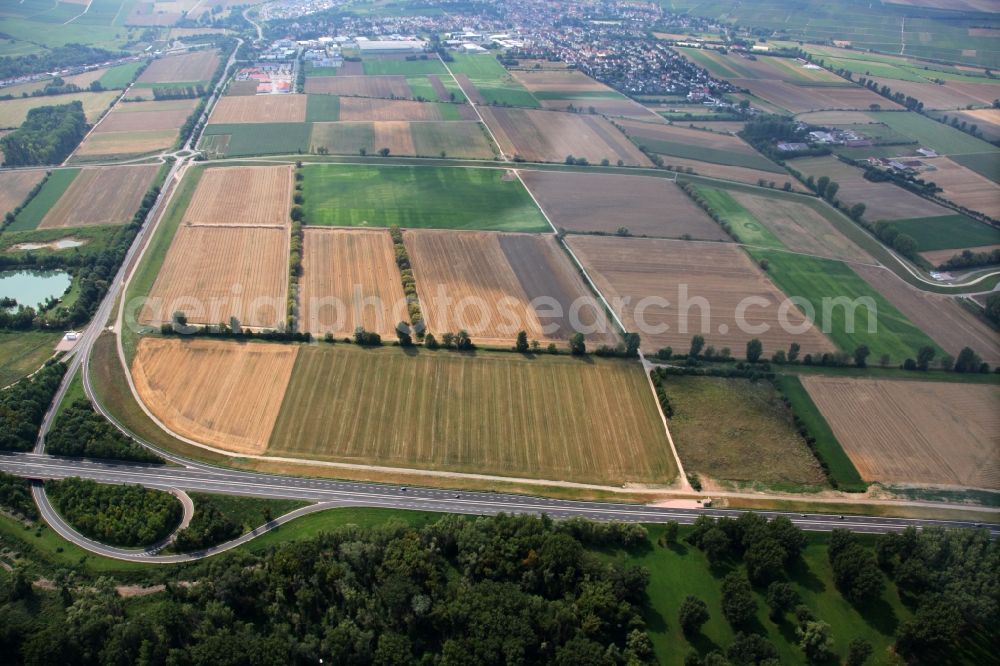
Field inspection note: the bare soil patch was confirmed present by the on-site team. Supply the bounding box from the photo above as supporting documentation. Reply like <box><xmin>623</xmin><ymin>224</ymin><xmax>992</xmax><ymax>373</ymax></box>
<box><xmin>802</xmin><ymin>376</ymin><xmax>1000</xmax><ymax>489</ymax></box>
<box><xmin>133</xmin><ymin>337</ymin><xmax>297</xmax><ymax>455</ymax></box>
<box><xmin>853</xmin><ymin>263</ymin><xmax>1000</xmax><ymax>364</ymax></box>
<box><xmin>305</xmin><ymin>75</ymin><xmax>411</xmax><ymax>98</ymax></box>
<box><xmin>480</xmin><ymin>107</ymin><xmax>651</xmax><ymax>166</ymax></box>
<box><xmin>520</xmin><ymin>170</ymin><xmax>726</xmax><ymax>240</ymax></box>
<box><xmin>137</xmin><ymin>50</ymin><xmax>220</xmax><ymax>83</ymax></box>
<box><xmin>183</xmin><ymin>165</ymin><xmax>292</xmax><ymax>227</ymax></box>
<box><xmin>38</xmin><ymin>165</ymin><xmax>158</xmax><ymax>229</ymax></box>
<box><xmin>566</xmin><ymin>236</ymin><xmax>836</xmax><ymax>356</ymax></box>
<box><xmin>209</xmin><ymin>95</ymin><xmax>307</xmax><ymax>123</ymax></box>
<box><xmin>0</xmin><ymin>171</ymin><xmax>44</xmax><ymax>216</ymax></box>
<box><xmin>141</xmin><ymin>226</ymin><xmax>289</xmax><ymax>329</ymax></box>
<box><xmin>299</xmin><ymin>228</ymin><xmax>407</xmax><ymax>338</ymax></box>
<box><xmin>922</xmin><ymin>157</ymin><xmax>1000</xmax><ymax>218</ymax></box>
<box><xmin>406</xmin><ymin>230</ymin><xmax>614</xmax><ymax>346</ymax></box>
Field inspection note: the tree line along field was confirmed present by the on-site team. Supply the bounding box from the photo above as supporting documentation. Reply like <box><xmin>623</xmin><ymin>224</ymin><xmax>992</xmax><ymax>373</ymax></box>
<box><xmin>132</xmin><ymin>338</ymin><xmax>298</xmax><ymax>455</ymax></box>
<box><xmin>660</xmin><ymin>374</ymin><xmax>828</xmax><ymax>489</ymax></box>
<box><xmin>301</xmin><ymin>164</ymin><xmax>549</xmax><ymax>232</ymax></box>
<box><xmin>883</xmin><ymin>214</ymin><xmax>1000</xmax><ymax>257</ymax></box>
<box><xmin>801</xmin><ymin>376</ymin><xmax>1000</xmax><ymax>489</ymax></box>
<box><xmin>520</xmin><ymin>170</ymin><xmax>728</xmax><ymax>240</ymax></box>
<box><xmin>299</xmin><ymin>228</ymin><xmax>408</xmax><ymax>339</ymax></box>
<box><xmin>0</xmin><ymin>171</ymin><xmax>45</xmax><ymax>217</ymax></box>
<box><xmin>0</xmin><ymin>91</ymin><xmax>118</xmax><ymax>128</ymax></box>
<box><xmin>481</xmin><ymin>107</ymin><xmax>652</xmax><ymax>166</ymax></box>
<box><xmin>266</xmin><ymin>344</ymin><xmax>676</xmax><ymax>485</ymax></box>
<box><xmin>5</xmin><ymin>169</ymin><xmax>81</xmax><ymax>232</ymax></box>
<box><xmin>405</xmin><ymin>230</ymin><xmax>618</xmax><ymax>347</ymax></box>
<box><xmin>566</xmin><ymin>236</ymin><xmax>836</xmax><ymax>357</ymax></box>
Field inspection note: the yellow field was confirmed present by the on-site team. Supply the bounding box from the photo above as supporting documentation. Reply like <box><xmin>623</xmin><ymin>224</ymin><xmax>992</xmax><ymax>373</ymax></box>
<box><xmin>133</xmin><ymin>338</ymin><xmax>297</xmax><ymax>454</ymax></box>
<box><xmin>183</xmin><ymin>165</ymin><xmax>293</xmax><ymax>227</ymax></box>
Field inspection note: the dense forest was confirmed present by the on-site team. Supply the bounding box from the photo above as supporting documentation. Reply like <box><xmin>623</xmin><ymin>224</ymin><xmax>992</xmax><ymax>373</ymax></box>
<box><xmin>0</xmin><ymin>44</ymin><xmax>122</xmax><ymax>80</ymax></box>
<box><xmin>0</xmin><ymin>362</ymin><xmax>65</xmax><ymax>452</ymax></box>
<box><xmin>47</xmin><ymin>399</ymin><xmax>164</xmax><ymax>464</ymax></box>
<box><xmin>46</xmin><ymin>478</ymin><xmax>182</xmax><ymax>548</ymax></box>
<box><xmin>0</xmin><ymin>102</ymin><xmax>88</xmax><ymax>166</ymax></box>
<box><xmin>0</xmin><ymin>471</ymin><xmax>38</xmax><ymax>520</ymax></box>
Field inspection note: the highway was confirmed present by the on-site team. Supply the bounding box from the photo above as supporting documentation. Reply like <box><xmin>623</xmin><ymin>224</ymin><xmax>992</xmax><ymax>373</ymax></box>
<box><xmin>3</xmin><ymin>452</ymin><xmax>997</xmax><ymax>562</ymax></box>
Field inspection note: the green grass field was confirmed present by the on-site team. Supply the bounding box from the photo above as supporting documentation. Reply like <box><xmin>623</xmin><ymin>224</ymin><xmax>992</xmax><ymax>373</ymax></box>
<box><xmin>362</xmin><ymin>57</ymin><xmax>448</xmax><ymax>76</ymax></box>
<box><xmin>637</xmin><ymin>136</ymin><xmax>784</xmax><ymax>172</ymax></box>
<box><xmin>693</xmin><ymin>186</ymin><xmax>783</xmax><ymax>248</ymax></box>
<box><xmin>98</xmin><ymin>60</ymin><xmax>143</xmax><ymax>89</ymax></box>
<box><xmin>871</xmin><ymin>112</ymin><xmax>999</xmax><ymax>156</ymax></box>
<box><xmin>660</xmin><ymin>375</ymin><xmax>827</xmax><ymax>489</ymax></box>
<box><xmin>0</xmin><ymin>330</ymin><xmax>60</xmax><ymax>387</ymax></box>
<box><xmin>410</xmin><ymin>121</ymin><xmax>497</xmax><ymax>158</ymax></box>
<box><xmin>200</xmin><ymin>123</ymin><xmax>312</xmax><ymax>157</ymax></box>
<box><xmin>885</xmin><ymin>214</ymin><xmax>1000</xmax><ymax>251</ymax></box>
<box><xmin>953</xmin><ymin>152</ymin><xmax>1000</xmax><ymax>183</ymax></box>
<box><xmin>268</xmin><ymin>344</ymin><xmax>676</xmax><ymax>485</ymax></box>
<box><xmin>448</xmin><ymin>53</ymin><xmax>539</xmax><ymax>107</ymax></box>
<box><xmin>305</xmin><ymin>94</ymin><xmax>340</xmax><ymax>122</ymax></box>
<box><xmin>775</xmin><ymin>374</ymin><xmax>866</xmax><ymax>492</ymax></box>
<box><xmin>745</xmin><ymin>248</ymin><xmax>940</xmax><ymax>362</ymax></box>
<box><xmin>6</xmin><ymin>168</ymin><xmax>80</xmax><ymax>232</ymax></box>
<box><xmin>301</xmin><ymin>163</ymin><xmax>549</xmax><ymax>231</ymax></box>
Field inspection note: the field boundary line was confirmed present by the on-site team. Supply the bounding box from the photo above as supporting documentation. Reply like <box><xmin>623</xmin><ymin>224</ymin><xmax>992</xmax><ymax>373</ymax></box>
<box><xmin>436</xmin><ymin>53</ymin><xmax>509</xmax><ymax>161</ymax></box>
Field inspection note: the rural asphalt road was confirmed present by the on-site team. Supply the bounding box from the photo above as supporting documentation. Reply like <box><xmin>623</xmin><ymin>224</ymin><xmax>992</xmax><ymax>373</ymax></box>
<box><xmin>3</xmin><ymin>452</ymin><xmax>997</xmax><ymax>563</ymax></box>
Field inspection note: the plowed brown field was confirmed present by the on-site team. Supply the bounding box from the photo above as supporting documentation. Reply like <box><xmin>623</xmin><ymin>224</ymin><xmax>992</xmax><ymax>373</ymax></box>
<box><xmin>132</xmin><ymin>337</ymin><xmax>297</xmax><ymax>454</ymax></box>
<box><xmin>305</xmin><ymin>75</ymin><xmax>411</xmax><ymax>98</ymax></box>
<box><xmin>141</xmin><ymin>226</ymin><xmax>289</xmax><ymax>329</ymax></box>
<box><xmin>520</xmin><ymin>170</ymin><xmax>726</xmax><ymax>240</ymax></box>
<box><xmin>922</xmin><ymin>157</ymin><xmax>1000</xmax><ymax>218</ymax></box>
<box><xmin>183</xmin><ymin>165</ymin><xmax>292</xmax><ymax>227</ymax></box>
<box><xmin>299</xmin><ymin>228</ymin><xmax>407</xmax><ymax>338</ymax></box>
<box><xmin>137</xmin><ymin>50</ymin><xmax>220</xmax><ymax>83</ymax></box>
<box><xmin>0</xmin><ymin>171</ymin><xmax>45</xmax><ymax>216</ymax></box>
<box><xmin>566</xmin><ymin>236</ymin><xmax>836</xmax><ymax>356</ymax></box>
<box><xmin>406</xmin><ymin>230</ymin><xmax>615</xmax><ymax>346</ymax></box>
<box><xmin>801</xmin><ymin>376</ymin><xmax>1000</xmax><ymax>489</ymax></box>
<box><xmin>38</xmin><ymin>165</ymin><xmax>159</xmax><ymax>228</ymax></box>
<box><xmin>209</xmin><ymin>95</ymin><xmax>307</xmax><ymax>123</ymax></box>
<box><xmin>480</xmin><ymin>107</ymin><xmax>651</xmax><ymax>166</ymax></box>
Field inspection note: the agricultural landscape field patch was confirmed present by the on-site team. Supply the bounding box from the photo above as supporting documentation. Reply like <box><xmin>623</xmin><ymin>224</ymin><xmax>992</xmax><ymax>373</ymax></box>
<box><xmin>199</xmin><ymin>123</ymin><xmax>311</xmax><ymax>157</ymax></box>
<box><xmin>209</xmin><ymin>95</ymin><xmax>307</xmax><ymax>124</ymax></box>
<box><xmin>0</xmin><ymin>170</ymin><xmax>45</xmax><ymax>216</ymax></box>
<box><xmin>137</xmin><ymin>49</ymin><xmax>219</xmax><ymax>84</ymax></box>
<box><xmin>617</xmin><ymin>119</ymin><xmax>783</xmax><ymax>172</ymax></box>
<box><xmin>182</xmin><ymin>165</ymin><xmax>293</xmax><ymax>227</ymax></box>
<box><xmin>38</xmin><ymin>164</ymin><xmax>158</xmax><ymax>228</ymax></box>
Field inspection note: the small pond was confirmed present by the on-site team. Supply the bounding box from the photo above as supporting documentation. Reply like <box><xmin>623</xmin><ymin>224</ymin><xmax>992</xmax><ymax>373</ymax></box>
<box><xmin>0</xmin><ymin>270</ymin><xmax>72</xmax><ymax>309</ymax></box>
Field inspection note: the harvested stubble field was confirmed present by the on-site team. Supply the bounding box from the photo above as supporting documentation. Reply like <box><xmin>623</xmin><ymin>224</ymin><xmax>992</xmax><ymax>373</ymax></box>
<box><xmin>0</xmin><ymin>171</ymin><xmax>44</xmax><ymax>215</ymax></box>
<box><xmin>73</xmin><ymin>129</ymin><xmax>179</xmax><ymax>159</ymax></box>
<box><xmin>672</xmin><ymin>156</ymin><xmax>806</xmax><ymax>190</ymax></box>
<box><xmin>338</xmin><ymin>98</ymin><xmax>475</xmax><ymax>121</ymax></box>
<box><xmin>922</xmin><ymin>157</ymin><xmax>1000</xmax><ymax>218</ymax></box>
<box><xmin>267</xmin><ymin>344</ymin><xmax>676</xmax><ymax>485</ymax></box>
<box><xmin>132</xmin><ymin>338</ymin><xmax>297</xmax><ymax>455</ymax></box>
<box><xmin>677</xmin><ymin>48</ymin><xmax>846</xmax><ymax>85</ymax></box>
<box><xmin>304</xmin><ymin>75</ymin><xmax>411</xmax><ymax>99</ymax></box>
<box><xmin>864</xmin><ymin>77</ymin><xmax>1000</xmax><ymax>109</ymax></box>
<box><xmin>801</xmin><ymin>376</ymin><xmax>1000</xmax><ymax>489</ymax></box>
<box><xmin>302</xmin><ymin>164</ymin><xmax>548</xmax><ymax>232</ymax></box>
<box><xmin>920</xmin><ymin>244</ymin><xmax>1000</xmax><ymax>266</ymax></box>
<box><xmin>566</xmin><ymin>236</ymin><xmax>836</xmax><ymax>356</ymax></box>
<box><xmin>480</xmin><ymin>107</ymin><xmax>651</xmax><ymax>166</ymax></box>
<box><xmin>519</xmin><ymin>170</ymin><xmax>726</xmax><ymax>240</ymax></box>
<box><xmin>37</xmin><ymin>165</ymin><xmax>158</xmax><ymax>229</ymax></box>
<box><xmin>727</xmin><ymin>190</ymin><xmax>873</xmax><ymax>263</ymax></box>
<box><xmin>540</xmin><ymin>97</ymin><xmax>657</xmax><ymax>119</ymax></box>
<box><xmin>208</xmin><ymin>95</ymin><xmax>307</xmax><ymax>123</ymax></box>
<box><xmin>94</xmin><ymin>99</ymin><xmax>198</xmax><ymax>132</ymax></box>
<box><xmin>0</xmin><ymin>91</ymin><xmax>118</xmax><ymax>127</ymax></box>
<box><xmin>732</xmin><ymin>79</ymin><xmax>899</xmax><ymax>113</ymax></box>
<box><xmin>182</xmin><ymin>165</ymin><xmax>292</xmax><ymax>227</ymax></box>
<box><xmin>141</xmin><ymin>226</ymin><xmax>289</xmax><ymax>329</ymax></box>
<box><xmin>852</xmin><ymin>263</ymin><xmax>1000</xmax><ymax>365</ymax></box>
<box><xmin>617</xmin><ymin>118</ymin><xmax>783</xmax><ymax>172</ymax></box>
<box><xmin>137</xmin><ymin>50</ymin><xmax>219</xmax><ymax>83</ymax></box>
<box><xmin>662</xmin><ymin>375</ymin><xmax>827</xmax><ymax>488</ymax></box>
<box><xmin>406</xmin><ymin>230</ymin><xmax>616</xmax><ymax>346</ymax></box>
<box><xmin>299</xmin><ymin>228</ymin><xmax>407</xmax><ymax>339</ymax></box>
<box><xmin>509</xmin><ymin>69</ymin><xmax>616</xmax><ymax>94</ymax></box>
<box><xmin>791</xmin><ymin>156</ymin><xmax>950</xmax><ymax>220</ymax></box>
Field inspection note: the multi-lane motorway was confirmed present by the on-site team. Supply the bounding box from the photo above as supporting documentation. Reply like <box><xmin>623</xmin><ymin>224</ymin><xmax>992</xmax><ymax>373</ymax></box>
<box><xmin>3</xmin><ymin>452</ymin><xmax>996</xmax><ymax>562</ymax></box>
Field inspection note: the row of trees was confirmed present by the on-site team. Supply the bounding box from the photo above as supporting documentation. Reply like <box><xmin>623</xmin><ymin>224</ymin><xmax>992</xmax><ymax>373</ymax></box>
<box><xmin>389</xmin><ymin>225</ymin><xmax>425</xmax><ymax>334</ymax></box>
<box><xmin>46</xmin><ymin>399</ymin><xmax>164</xmax><ymax>464</ymax></box>
<box><xmin>0</xmin><ymin>44</ymin><xmax>122</xmax><ymax>80</ymax></box>
<box><xmin>0</xmin><ymin>102</ymin><xmax>88</xmax><ymax>166</ymax></box>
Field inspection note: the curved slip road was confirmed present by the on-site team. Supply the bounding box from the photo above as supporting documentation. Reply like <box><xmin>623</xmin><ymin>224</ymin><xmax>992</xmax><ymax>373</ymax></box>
<box><xmin>3</xmin><ymin>453</ymin><xmax>997</xmax><ymax>563</ymax></box>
